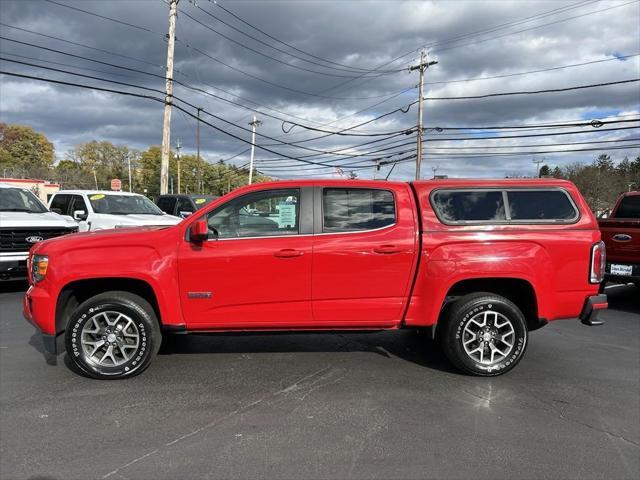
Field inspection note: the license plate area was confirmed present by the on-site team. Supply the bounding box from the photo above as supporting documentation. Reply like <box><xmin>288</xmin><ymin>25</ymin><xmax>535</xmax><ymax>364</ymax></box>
<box><xmin>610</xmin><ymin>263</ymin><xmax>633</xmax><ymax>276</ymax></box>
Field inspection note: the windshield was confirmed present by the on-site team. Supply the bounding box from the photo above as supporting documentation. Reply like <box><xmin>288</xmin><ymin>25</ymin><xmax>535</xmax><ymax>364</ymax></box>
<box><xmin>89</xmin><ymin>194</ymin><xmax>164</xmax><ymax>215</ymax></box>
<box><xmin>613</xmin><ymin>195</ymin><xmax>640</xmax><ymax>219</ymax></box>
<box><xmin>191</xmin><ymin>196</ymin><xmax>216</xmax><ymax>209</ymax></box>
<box><xmin>0</xmin><ymin>187</ymin><xmax>47</xmax><ymax>213</ymax></box>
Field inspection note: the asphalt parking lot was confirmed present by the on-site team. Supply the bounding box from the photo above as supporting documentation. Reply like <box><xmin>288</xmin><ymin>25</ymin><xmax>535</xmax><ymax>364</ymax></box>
<box><xmin>1</xmin><ymin>283</ymin><xmax>638</xmax><ymax>480</ymax></box>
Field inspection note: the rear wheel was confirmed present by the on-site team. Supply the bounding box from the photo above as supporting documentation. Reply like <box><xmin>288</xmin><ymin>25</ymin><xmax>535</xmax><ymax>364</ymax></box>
<box><xmin>440</xmin><ymin>293</ymin><xmax>528</xmax><ymax>376</ymax></box>
<box><xmin>65</xmin><ymin>291</ymin><xmax>161</xmax><ymax>379</ymax></box>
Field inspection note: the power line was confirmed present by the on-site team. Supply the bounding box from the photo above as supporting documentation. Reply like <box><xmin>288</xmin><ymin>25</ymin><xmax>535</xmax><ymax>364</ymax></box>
<box><xmin>193</xmin><ymin>2</ymin><xmax>400</xmax><ymax>75</ymax></box>
<box><xmin>179</xmin><ymin>8</ymin><xmax>398</xmax><ymax>79</ymax></box>
<box><xmin>208</xmin><ymin>0</ymin><xmax>394</xmax><ymax>73</ymax></box>
<box><xmin>0</xmin><ymin>38</ymin><xmax>410</xmax><ymax>137</ymax></box>
<box><xmin>422</xmin><ymin>78</ymin><xmax>640</xmax><ymax>101</ymax></box>
<box><xmin>43</xmin><ymin>0</ymin><xmax>165</xmax><ymax>37</ymax></box>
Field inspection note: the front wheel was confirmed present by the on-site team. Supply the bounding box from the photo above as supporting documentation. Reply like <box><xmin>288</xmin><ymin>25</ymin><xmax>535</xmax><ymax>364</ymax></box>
<box><xmin>65</xmin><ymin>291</ymin><xmax>161</xmax><ymax>379</ymax></box>
<box><xmin>440</xmin><ymin>293</ymin><xmax>528</xmax><ymax>376</ymax></box>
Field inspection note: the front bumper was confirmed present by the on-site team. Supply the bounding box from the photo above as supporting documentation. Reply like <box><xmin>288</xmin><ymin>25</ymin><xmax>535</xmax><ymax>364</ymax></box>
<box><xmin>23</xmin><ymin>285</ymin><xmax>60</xmax><ymax>355</ymax></box>
<box><xmin>0</xmin><ymin>254</ymin><xmax>28</xmax><ymax>280</ymax></box>
<box><xmin>579</xmin><ymin>294</ymin><xmax>607</xmax><ymax>326</ymax></box>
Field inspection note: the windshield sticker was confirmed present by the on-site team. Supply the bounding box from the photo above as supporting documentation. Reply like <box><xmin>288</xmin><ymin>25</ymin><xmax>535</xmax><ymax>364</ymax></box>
<box><xmin>195</xmin><ymin>198</ymin><xmax>206</xmax><ymax>205</ymax></box>
<box><xmin>90</xmin><ymin>194</ymin><xmax>105</xmax><ymax>201</ymax></box>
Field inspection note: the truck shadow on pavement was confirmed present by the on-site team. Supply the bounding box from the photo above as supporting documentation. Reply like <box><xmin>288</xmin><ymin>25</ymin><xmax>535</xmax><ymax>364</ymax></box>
<box><xmin>604</xmin><ymin>283</ymin><xmax>639</xmax><ymax>315</ymax></box>
<box><xmin>158</xmin><ymin>329</ymin><xmax>460</xmax><ymax>374</ymax></box>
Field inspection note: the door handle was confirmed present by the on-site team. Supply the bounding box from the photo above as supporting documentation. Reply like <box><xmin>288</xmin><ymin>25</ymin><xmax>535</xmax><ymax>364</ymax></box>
<box><xmin>373</xmin><ymin>245</ymin><xmax>402</xmax><ymax>254</ymax></box>
<box><xmin>274</xmin><ymin>249</ymin><xmax>304</xmax><ymax>258</ymax></box>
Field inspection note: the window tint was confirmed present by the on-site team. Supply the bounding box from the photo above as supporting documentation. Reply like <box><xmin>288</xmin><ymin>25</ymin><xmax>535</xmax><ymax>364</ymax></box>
<box><xmin>207</xmin><ymin>189</ymin><xmax>299</xmax><ymax>239</ymax></box>
<box><xmin>50</xmin><ymin>194</ymin><xmax>71</xmax><ymax>215</ymax></box>
<box><xmin>323</xmin><ymin>188</ymin><xmax>395</xmax><ymax>232</ymax></box>
<box><xmin>508</xmin><ymin>190</ymin><xmax>577</xmax><ymax>221</ymax></box>
<box><xmin>432</xmin><ymin>191</ymin><xmax>506</xmax><ymax>223</ymax></box>
<box><xmin>69</xmin><ymin>195</ymin><xmax>87</xmax><ymax>213</ymax></box>
<box><xmin>156</xmin><ymin>196</ymin><xmax>176</xmax><ymax>215</ymax></box>
<box><xmin>176</xmin><ymin>197</ymin><xmax>194</xmax><ymax>214</ymax></box>
<box><xmin>613</xmin><ymin>195</ymin><xmax>640</xmax><ymax>219</ymax></box>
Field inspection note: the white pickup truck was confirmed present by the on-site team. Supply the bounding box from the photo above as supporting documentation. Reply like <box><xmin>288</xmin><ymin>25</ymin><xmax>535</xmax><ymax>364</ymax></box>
<box><xmin>48</xmin><ymin>190</ymin><xmax>182</xmax><ymax>231</ymax></box>
<box><xmin>0</xmin><ymin>183</ymin><xmax>77</xmax><ymax>280</ymax></box>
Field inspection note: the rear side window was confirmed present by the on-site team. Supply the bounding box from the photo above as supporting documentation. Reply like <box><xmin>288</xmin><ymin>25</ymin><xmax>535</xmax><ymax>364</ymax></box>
<box><xmin>431</xmin><ymin>191</ymin><xmax>506</xmax><ymax>223</ymax></box>
<box><xmin>323</xmin><ymin>188</ymin><xmax>395</xmax><ymax>232</ymax></box>
<box><xmin>431</xmin><ymin>188</ymin><xmax>578</xmax><ymax>224</ymax></box>
<box><xmin>613</xmin><ymin>195</ymin><xmax>640</xmax><ymax>219</ymax></box>
<box><xmin>508</xmin><ymin>190</ymin><xmax>577</xmax><ymax>221</ymax></box>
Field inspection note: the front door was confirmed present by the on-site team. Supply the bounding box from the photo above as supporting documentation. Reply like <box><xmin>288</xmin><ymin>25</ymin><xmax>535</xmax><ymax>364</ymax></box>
<box><xmin>311</xmin><ymin>185</ymin><xmax>417</xmax><ymax>327</ymax></box>
<box><xmin>177</xmin><ymin>187</ymin><xmax>314</xmax><ymax>328</ymax></box>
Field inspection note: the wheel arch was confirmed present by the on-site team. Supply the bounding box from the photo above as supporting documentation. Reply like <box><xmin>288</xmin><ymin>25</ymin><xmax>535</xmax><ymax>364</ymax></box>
<box><xmin>55</xmin><ymin>277</ymin><xmax>162</xmax><ymax>334</ymax></box>
<box><xmin>440</xmin><ymin>277</ymin><xmax>543</xmax><ymax>331</ymax></box>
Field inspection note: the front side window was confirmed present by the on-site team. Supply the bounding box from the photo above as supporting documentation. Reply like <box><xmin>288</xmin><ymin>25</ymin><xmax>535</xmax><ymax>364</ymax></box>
<box><xmin>206</xmin><ymin>189</ymin><xmax>299</xmax><ymax>239</ymax></box>
<box><xmin>508</xmin><ymin>190</ymin><xmax>577</xmax><ymax>221</ymax></box>
<box><xmin>176</xmin><ymin>197</ymin><xmax>195</xmax><ymax>214</ymax></box>
<box><xmin>89</xmin><ymin>194</ymin><xmax>164</xmax><ymax>215</ymax></box>
<box><xmin>0</xmin><ymin>187</ymin><xmax>47</xmax><ymax>213</ymax></box>
<box><xmin>157</xmin><ymin>196</ymin><xmax>176</xmax><ymax>215</ymax></box>
<box><xmin>323</xmin><ymin>188</ymin><xmax>395</xmax><ymax>232</ymax></box>
<box><xmin>49</xmin><ymin>194</ymin><xmax>71</xmax><ymax>215</ymax></box>
<box><xmin>613</xmin><ymin>195</ymin><xmax>640</xmax><ymax>219</ymax></box>
<box><xmin>432</xmin><ymin>191</ymin><xmax>506</xmax><ymax>223</ymax></box>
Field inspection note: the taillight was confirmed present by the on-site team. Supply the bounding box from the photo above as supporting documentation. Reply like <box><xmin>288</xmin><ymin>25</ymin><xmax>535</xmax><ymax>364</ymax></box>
<box><xmin>590</xmin><ymin>241</ymin><xmax>606</xmax><ymax>284</ymax></box>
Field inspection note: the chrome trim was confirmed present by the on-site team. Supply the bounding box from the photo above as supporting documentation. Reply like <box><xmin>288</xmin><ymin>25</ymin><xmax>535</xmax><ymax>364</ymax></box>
<box><xmin>612</xmin><ymin>233</ymin><xmax>632</xmax><ymax>242</ymax></box>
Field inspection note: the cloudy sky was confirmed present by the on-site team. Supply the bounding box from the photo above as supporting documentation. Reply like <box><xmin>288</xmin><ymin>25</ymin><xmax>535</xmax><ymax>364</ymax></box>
<box><xmin>0</xmin><ymin>0</ymin><xmax>639</xmax><ymax>180</ymax></box>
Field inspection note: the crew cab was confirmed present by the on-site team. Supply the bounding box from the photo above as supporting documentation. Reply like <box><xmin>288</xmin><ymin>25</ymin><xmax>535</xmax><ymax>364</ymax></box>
<box><xmin>0</xmin><ymin>183</ymin><xmax>77</xmax><ymax>280</ymax></box>
<box><xmin>24</xmin><ymin>179</ymin><xmax>606</xmax><ymax>379</ymax></box>
<box><xmin>48</xmin><ymin>190</ymin><xmax>181</xmax><ymax>231</ymax></box>
<box><xmin>598</xmin><ymin>191</ymin><xmax>639</xmax><ymax>287</ymax></box>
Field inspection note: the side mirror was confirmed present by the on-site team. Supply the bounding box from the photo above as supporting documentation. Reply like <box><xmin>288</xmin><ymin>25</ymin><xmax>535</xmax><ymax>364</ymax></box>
<box><xmin>73</xmin><ymin>210</ymin><xmax>88</xmax><ymax>221</ymax></box>
<box><xmin>189</xmin><ymin>219</ymin><xmax>209</xmax><ymax>243</ymax></box>
<box><xmin>179</xmin><ymin>211</ymin><xmax>193</xmax><ymax>218</ymax></box>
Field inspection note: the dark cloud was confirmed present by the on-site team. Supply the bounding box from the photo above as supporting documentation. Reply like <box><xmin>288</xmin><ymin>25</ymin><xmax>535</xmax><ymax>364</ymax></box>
<box><xmin>0</xmin><ymin>0</ymin><xmax>638</xmax><ymax>180</ymax></box>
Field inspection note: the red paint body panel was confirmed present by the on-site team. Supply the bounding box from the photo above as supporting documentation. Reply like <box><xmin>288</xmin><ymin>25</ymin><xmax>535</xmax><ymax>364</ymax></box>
<box><xmin>24</xmin><ymin>178</ymin><xmax>602</xmax><ymax>337</ymax></box>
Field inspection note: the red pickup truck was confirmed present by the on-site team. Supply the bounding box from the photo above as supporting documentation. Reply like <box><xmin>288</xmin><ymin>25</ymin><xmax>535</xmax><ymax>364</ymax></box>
<box><xmin>599</xmin><ymin>191</ymin><xmax>640</xmax><ymax>287</ymax></box>
<box><xmin>24</xmin><ymin>179</ymin><xmax>606</xmax><ymax>379</ymax></box>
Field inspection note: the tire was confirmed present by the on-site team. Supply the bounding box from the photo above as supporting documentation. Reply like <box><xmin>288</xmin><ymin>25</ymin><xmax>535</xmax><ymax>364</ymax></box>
<box><xmin>65</xmin><ymin>291</ymin><xmax>161</xmax><ymax>380</ymax></box>
<box><xmin>440</xmin><ymin>293</ymin><xmax>528</xmax><ymax>376</ymax></box>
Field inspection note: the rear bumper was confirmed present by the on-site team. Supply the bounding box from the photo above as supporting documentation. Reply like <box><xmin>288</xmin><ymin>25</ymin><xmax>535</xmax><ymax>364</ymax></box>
<box><xmin>604</xmin><ymin>261</ymin><xmax>640</xmax><ymax>283</ymax></box>
<box><xmin>579</xmin><ymin>294</ymin><xmax>607</xmax><ymax>326</ymax></box>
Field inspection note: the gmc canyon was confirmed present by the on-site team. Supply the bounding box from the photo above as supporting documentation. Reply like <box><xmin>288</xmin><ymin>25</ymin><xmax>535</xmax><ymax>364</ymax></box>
<box><xmin>24</xmin><ymin>179</ymin><xmax>607</xmax><ymax>379</ymax></box>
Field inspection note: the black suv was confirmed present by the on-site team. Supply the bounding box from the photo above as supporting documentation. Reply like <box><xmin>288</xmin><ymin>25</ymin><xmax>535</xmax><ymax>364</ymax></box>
<box><xmin>155</xmin><ymin>194</ymin><xmax>218</xmax><ymax>218</ymax></box>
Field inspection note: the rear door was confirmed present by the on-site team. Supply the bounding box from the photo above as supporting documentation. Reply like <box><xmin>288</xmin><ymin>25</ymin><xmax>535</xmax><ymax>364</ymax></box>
<box><xmin>311</xmin><ymin>185</ymin><xmax>418</xmax><ymax>327</ymax></box>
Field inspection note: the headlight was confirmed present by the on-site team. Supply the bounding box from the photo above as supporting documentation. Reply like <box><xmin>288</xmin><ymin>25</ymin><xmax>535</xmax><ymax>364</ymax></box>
<box><xmin>31</xmin><ymin>255</ymin><xmax>49</xmax><ymax>284</ymax></box>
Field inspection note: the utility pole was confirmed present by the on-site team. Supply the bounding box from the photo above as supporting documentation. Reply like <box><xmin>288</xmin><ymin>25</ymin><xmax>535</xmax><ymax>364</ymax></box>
<box><xmin>196</xmin><ymin>107</ymin><xmax>203</xmax><ymax>194</ymax></box>
<box><xmin>248</xmin><ymin>115</ymin><xmax>262</xmax><ymax>184</ymax></box>
<box><xmin>127</xmin><ymin>155</ymin><xmax>132</xmax><ymax>192</ymax></box>
<box><xmin>533</xmin><ymin>158</ymin><xmax>543</xmax><ymax>177</ymax></box>
<box><xmin>160</xmin><ymin>0</ymin><xmax>179</xmax><ymax>195</ymax></box>
<box><xmin>176</xmin><ymin>138</ymin><xmax>182</xmax><ymax>194</ymax></box>
<box><xmin>409</xmin><ymin>49</ymin><xmax>437</xmax><ymax>180</ymax></box>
